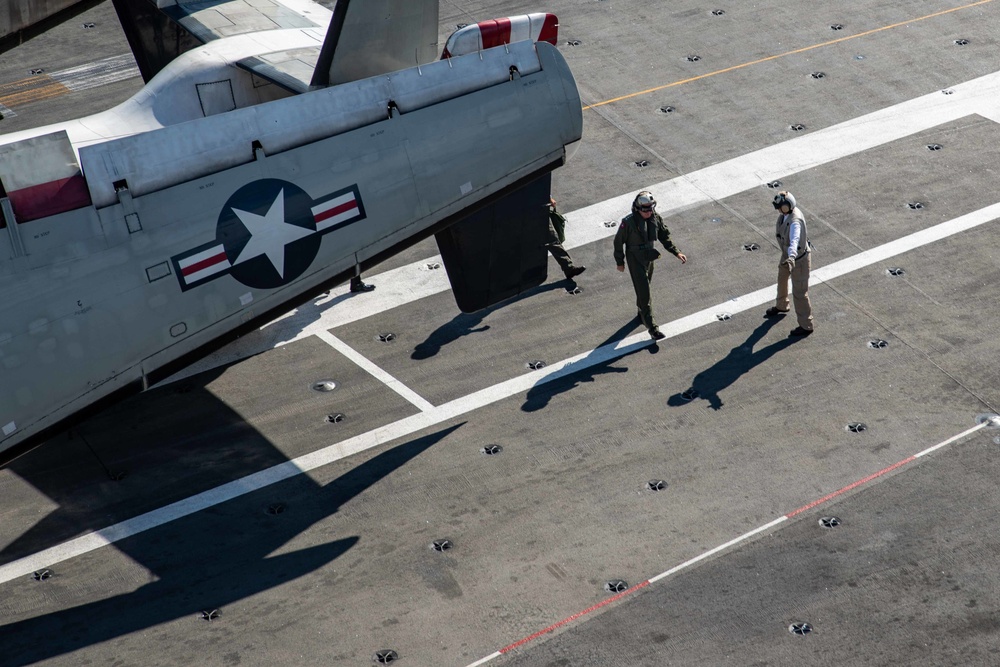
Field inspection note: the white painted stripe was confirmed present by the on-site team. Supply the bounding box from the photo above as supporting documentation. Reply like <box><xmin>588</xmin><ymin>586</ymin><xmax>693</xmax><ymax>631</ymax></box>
<box><xmin>314</xmin><ymin>330</ymin><xmax>436</xmax><ymax>412</ymax></box>
<box><xmin>313</xmin><ymin>193</ymin><xmax>360</xmax><ymax>230</ymax></box>
<box><xmin>178</xmin><ymin>245</ymin><xmax>227</xmax><ymax>270</ymax></box>
<box><xmin>179</xmin><ymin>246</ymin><xmax>230</xmax><ymax>284</ymax></box>
<box><xmin>562</xmin><ymin>72</ymin><xmax>1000</xmax><ymax>252</ymax></box>
<box><xmin>913</xmin><ymin>422</ymin><xmax>987</xmax><ymax>458</ymax></box>
<box><xmin>647</xmin><ymin>517</ymin><xmax>788</xmax><ymax>584</ymax></box>
<box><xmin>315</xmin><ymin>208</ymin><xmax>359</xmax><ymax>231</ymax></box>
<box><xmin>4</xmin><ymin>200</ymin><xmax>997</xmax><ymax>585</ymax></box>
<box><xmin>509</xmin><ymin>16</ymin><xmax>532</xmax><ymax>42</ymax></box>
<box><xmin>183</xmin><ymin>262</ymin><xmax>230</xmax><ymax>285</ymax></box>
<box><xmin>812</xmin><ymin>204</ymin><xmax>1000</xmax><ymax>284</ymax></box>
<box><xmin>466</xmin><ymin>652</ymin><xmax>503</xmax><ymax>667</ymax></box>
<box><xmin>311</xmin><ymin>191</ymin><xmax>355</xmax><ymax>216</ymax></box>
<box><xmin>49</xmin><ymin>54</ymin><xmax>141</xmax><ymax>92</ymax></box>
<box><xmin>0</xmin><ymin>460</ymin><xmax>307</xmax><ymax>584</ymax></box>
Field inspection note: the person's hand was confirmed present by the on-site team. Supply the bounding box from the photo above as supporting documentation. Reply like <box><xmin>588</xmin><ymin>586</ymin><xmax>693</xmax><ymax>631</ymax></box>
<box><xmin>616</xmin><ymin>265</ymin><xmax>625</xmax><ymax>272</ymax></box>
<box><xmin>677</xmin><ymin>253</ymin><xmax>687</xmax><ymax>264</ymax></box>
<box><xmin>781</xmin><ymin>257</ymin><xmax>795</xmax><ymax>270</ymax></box>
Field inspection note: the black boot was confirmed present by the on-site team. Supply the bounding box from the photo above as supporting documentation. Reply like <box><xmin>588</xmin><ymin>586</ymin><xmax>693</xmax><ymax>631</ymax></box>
<box><xmin>350</xmin><ymin>276</ymin><xmax>375</xmax><ymax>293</ymax></box>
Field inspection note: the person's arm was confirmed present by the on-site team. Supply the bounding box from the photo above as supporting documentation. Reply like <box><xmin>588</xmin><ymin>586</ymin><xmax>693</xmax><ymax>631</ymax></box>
<box><xmin>613</xmin><ymin>219</ymin><xmax>627</xmax><ymax>267</ymax></box>
<box><xmin>549</xmin><ymin>208</ymin><xmax>567</xmax><ymax>244</ymax></box>
<box><xmin>656</xmin><ymin>215</ymin><xmax>687</xmax><ymax>263</ymax></box>
<box><xmin>787</xmin><ymin>219</ymin><xmax>801</xmax><ymax>258</ymax></box>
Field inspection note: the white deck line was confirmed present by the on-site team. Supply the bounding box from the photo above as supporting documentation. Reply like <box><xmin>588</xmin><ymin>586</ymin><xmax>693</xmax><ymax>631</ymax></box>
<box><xmin>2</xmin><ymin>198</ymin><xmax>997</xmax><ymax>585</ymax></box>
<box><xmin>314</xmin><ymin>330</ymin><xmax>435</xmax><ymax>412</ymax></box>
<box><xmin>647</xmin><ymin>516</ymin><xmax>789</xmax><ymax>584</ymax></box>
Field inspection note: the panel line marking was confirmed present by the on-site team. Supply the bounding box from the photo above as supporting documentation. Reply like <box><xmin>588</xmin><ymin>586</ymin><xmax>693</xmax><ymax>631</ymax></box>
<box><xmin>584</xmin><ymin>0</ymin><xmax>995</xmax><ymax>109</ymax></box>
<box><xmin>314</xmin><ymin>329</ymin><xmax>435</xmax><ymax>412</ymax></box>
<box><xmin>2</xmin><ymin>201</ymin><xmax>997</xmax><ymax>586</ymax></box>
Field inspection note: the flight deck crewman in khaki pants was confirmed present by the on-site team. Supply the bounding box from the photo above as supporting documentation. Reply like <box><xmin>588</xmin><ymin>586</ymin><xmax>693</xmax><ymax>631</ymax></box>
<box><xmin>764</xmin><ymin>191</ymin><xmax>814</xmax><ymax>337</ymax></box>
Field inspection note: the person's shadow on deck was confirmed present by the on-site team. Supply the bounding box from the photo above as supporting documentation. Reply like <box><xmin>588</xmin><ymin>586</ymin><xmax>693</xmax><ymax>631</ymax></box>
<box><xmin>668</xmin><ymin>316</ymin><xmax>800</xmax><ymax>410</ymax></box>
<box><xmin>521</xmin><ymin>316</ymin><xmax>652</xmax><ymax>413</ymax></box>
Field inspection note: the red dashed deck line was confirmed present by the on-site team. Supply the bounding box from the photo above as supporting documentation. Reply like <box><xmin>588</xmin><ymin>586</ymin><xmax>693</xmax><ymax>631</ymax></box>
<box><xmin>787</xmin><ymin>422</ymin><xmax>989</xmax><ymax>518</ymax></box>
<box><xmin>468</xmin><ymin>421</ymin><xmax>988</xmax><ymax>666</ymax></box>
<box><xmin>785</xmin><ymin>456</ymin><xmax>917</xmax><ymax>518</ymax></box>
<box><xmin>498</xmin><ymin>581</ymin><xmax>650</xmax><ymax>654</ymax></box>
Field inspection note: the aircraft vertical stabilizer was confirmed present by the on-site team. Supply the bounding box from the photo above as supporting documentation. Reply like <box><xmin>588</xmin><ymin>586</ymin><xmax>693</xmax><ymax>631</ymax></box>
<box><xmin>311</xmin><ymin>0</ymin><xmax>439</xmax><ymax>87</ymax></box>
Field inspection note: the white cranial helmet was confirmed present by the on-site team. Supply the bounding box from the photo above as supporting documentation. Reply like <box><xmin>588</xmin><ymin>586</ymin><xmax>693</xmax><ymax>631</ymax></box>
<box><xmin>634</xmin><ymin>191</ymin><xmax>656</xmax><ymax>210</ymax></box>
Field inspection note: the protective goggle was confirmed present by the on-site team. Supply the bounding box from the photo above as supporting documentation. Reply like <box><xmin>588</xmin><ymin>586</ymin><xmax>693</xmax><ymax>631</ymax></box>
<box><xmin>637</xmin><ymin>204</ymin><xmax>655</xmax><ymax>212</ymax></box>
<box><xmin>772</xmin><ymin>195</ymin><xmax>790</xmax><ymax>210</ymax></box>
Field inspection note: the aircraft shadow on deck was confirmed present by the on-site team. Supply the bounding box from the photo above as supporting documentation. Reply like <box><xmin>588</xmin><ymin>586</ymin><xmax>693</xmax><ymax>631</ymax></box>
<box><xmin>1</xmin><ymin>381</ymin><xmax>459</xmax><ymax>665</ymax></box>
<box><xmin>668</xmin><ymin>317</ymin><xmax>799</xmax><ymax>410</ymax></box>
<box><xmin>3</xmin><ymin>364</ymin><xmax>261</xmax><ymax>559</ymax></box>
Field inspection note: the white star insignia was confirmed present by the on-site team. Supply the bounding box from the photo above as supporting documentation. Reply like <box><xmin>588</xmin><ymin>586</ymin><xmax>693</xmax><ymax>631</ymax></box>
<box><xmin>232</xmin><ymin>189</ymin><xmax>313</xmax><ymax>278</ymax></box>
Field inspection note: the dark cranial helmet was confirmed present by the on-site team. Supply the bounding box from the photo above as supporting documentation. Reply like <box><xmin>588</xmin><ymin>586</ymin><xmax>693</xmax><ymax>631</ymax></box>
<box><xmin>634</xmin><ymin>191</ymin><xmax>656</xmax><ymax>212</ymax></box>
<box><xmin>772</xmin><ymin>191</ymin><xmax>797</xmax><ymax>212</ymax></box>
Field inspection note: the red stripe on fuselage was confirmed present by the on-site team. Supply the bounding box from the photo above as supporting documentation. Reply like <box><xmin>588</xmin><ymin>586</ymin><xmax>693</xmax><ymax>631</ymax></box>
<box><xmin>181</xmin><ymin>251</ymin><xmax>228</xmax><ymax>277</ymax></box>
<box><xmin>478</xmin><ymin>18</ymin><xmax>512</xmax><ymax>48</ymax></box>
<box><xmin>314</xmin><ymin>199</ymin><xmax>357</xmax><ymax>223</ymax></box>
<box><xmin>7</xmin><ymin>175</ymin><xmax>91</xmax><ymax>222</ymax></box>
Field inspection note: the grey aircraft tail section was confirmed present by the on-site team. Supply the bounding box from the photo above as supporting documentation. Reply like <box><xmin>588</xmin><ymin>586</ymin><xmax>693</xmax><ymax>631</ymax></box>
<box><xmin>0</xmin><ymin>34</ymin><xmax>583</xmax><ymax>464</ymax></box>
<box><xmin>311</xmin><ymin>0</ymin><xmax>440</xmax><ymax>88</ymax></box>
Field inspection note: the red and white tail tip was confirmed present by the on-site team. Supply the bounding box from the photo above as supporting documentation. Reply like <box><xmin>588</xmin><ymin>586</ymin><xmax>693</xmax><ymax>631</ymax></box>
<box><xmin>441</xmin><ymin>13</ymin><xmax>558</xmax><ymax>59</ymax></box>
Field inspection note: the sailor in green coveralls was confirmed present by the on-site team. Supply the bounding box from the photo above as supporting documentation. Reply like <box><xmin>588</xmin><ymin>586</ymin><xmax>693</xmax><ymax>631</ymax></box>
<box><xmin>546</xmin><ymin>198</ymin><xmax>586</xmax><ymax>280</ymax></box>
<box><xmin>613</xmin><ymin>191</ymin><xmax>687</xmax><ymax>340</ymax></box>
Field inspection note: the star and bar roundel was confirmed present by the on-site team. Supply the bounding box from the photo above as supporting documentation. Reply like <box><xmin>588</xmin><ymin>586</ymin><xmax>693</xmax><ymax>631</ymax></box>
<box><xmin>170</xmin><ymin>179</ymin><xmax>365</xmax><ymax>292</ymax></box>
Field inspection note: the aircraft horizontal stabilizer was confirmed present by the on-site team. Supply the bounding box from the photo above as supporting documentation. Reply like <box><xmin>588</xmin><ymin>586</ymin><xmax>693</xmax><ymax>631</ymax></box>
<box><xmin>0</xmin><ymin>131</ymin><xmax>90</xmax><ymax>223</ymax></box>
<box><xmin>435</xmin><ymin>174</ymin><xmax>551</xmax><ymax>313</ymax></box>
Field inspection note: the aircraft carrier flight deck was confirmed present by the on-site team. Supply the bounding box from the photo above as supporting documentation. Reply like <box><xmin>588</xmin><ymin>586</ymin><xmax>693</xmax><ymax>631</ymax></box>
<box><xmin>2</xmin><ymin>1</ymin><xmax>1000</xmax><ymax>665</ymax></box>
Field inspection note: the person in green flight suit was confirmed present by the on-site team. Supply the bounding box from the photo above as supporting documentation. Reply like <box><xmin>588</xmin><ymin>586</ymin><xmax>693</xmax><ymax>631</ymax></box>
<box><xmin>546</xmin><ymin>197</ymin><xmax>586</xmax><ymax>280</ymax></box>
<box><xmin>613</xmin><ymin>190</ymin><xmax>687</xmax><ymax>340</ymax></box>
